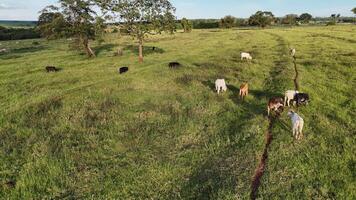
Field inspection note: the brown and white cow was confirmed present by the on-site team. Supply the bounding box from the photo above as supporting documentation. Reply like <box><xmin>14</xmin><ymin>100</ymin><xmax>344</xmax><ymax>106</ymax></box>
<box><xmin>267</xmin><ymin>97</ymin><xmax>284</xmax><ymax>116</ymax></box>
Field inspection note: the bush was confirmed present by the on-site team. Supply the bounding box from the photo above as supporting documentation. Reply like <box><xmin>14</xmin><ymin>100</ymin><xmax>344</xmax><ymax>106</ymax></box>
<box><xmin>326</xmin><ymin>21</ymin><xmax>336</xmax><ymax>26</ymax></box>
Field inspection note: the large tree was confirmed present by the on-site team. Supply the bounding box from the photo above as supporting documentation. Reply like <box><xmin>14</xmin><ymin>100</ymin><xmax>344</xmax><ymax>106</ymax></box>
<box><xmin>353</xmin><ymin>7</ymin><xmax>356</xmax><ymax>14</ymax></box>
<box><xmin>248</xmin><ymin>11</ymin><xmax>275</xmax><ymax>28</ymax></box>
<box><xmin>109</xmin><ymin>0</ymin><xmax>176</xmax><ymax>63</ymax></box>
<box><xmin>181</xmin><ymin>18</ymin><xmax>192</xmax><ymax>33</ymax></box>
<box><xmin>299</xmin><ymin>13</ymin><xmax>312</xmax><ymax>24</ymax></box>
<box><xmin>37</xmin><ymin>10</ymin><xmax>68</xmax><ymax>40</ymax></box>
<box><xmin>38</xmin><ymin>0</ymin><xmax>105</xmax><ymax>58</ymax></box>
<box><xmin>219</xmin><ymin>15</ymin><xmax>235</xmax><ymax>29</ymax></box>
<box><xmin>281</xmin><ymin>14</ymin><xmax>298</xmax><ymax>25</ymax></box>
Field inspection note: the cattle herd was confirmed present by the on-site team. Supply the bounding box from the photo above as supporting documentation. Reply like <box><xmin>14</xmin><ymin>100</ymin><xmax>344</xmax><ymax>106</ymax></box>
<box><xmin>215</xmin><ymin>49</ymin><xmax>310</xmax><ymax>140</ymax></box>
<box><xmin>43</xmin><ymin>48</ymin><xmax>308</xmax><ymax>140</ymax></box>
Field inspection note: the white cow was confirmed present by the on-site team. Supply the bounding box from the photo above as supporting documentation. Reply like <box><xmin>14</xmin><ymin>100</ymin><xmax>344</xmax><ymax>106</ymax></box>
<box><xmin>287</xmin><ymin>111</ymin><xmax>304</xmax><ymax>140</ymax></box>
<box><xmin>0</xmin><ymin>48</ymin><xmax>7</xmax><ymax>53</ymax></box>
<box><xmin>241</xmin><ymin>52</ymin><xmax>252</xmax><ymax>60</ymax></box>
<box><xmin>290</xmin><ymin>48</ymin><xmax>296</xmax><ymax>57</ymax></box>
<box><xmin>284</xmin><ymin>90</ymin><xmax>299</xmax><ymax>107</ymax></box>
<box><xmin>215</xmin><ymin>79</ymin><xmax>227</xmax><ymax>94</ymax></box>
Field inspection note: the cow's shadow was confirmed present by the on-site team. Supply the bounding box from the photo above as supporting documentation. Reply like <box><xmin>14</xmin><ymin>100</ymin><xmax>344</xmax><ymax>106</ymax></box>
<box><xmin>94</xmin><ymin>44</ymin><xmax>118</xmax><ymax>56</ymax></box>
<box><xmin>123</xmin><ymin>45</ymin><xmax>165</xmax><ymax>56</ymax></box>
<box><xmin>202</xmin><ymin>80</ymin><xmax>216</xmax><ymax>91</ymax></box>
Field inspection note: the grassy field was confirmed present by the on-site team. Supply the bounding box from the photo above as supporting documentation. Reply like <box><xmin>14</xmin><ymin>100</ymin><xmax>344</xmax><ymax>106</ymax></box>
<box><xmin>0</xmin><ymin>25</ymin><xmax>355</xmax><ymax>199</ymax></box>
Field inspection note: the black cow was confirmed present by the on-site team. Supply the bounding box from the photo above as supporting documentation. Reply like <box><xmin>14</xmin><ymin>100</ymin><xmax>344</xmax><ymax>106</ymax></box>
<box><xmin>293</xmin><ymin>93</ymin><xmax>310</xmax><ymax>106</ymax></box>
<box><xmin>46</xmin><ymin>66</ymin><xmax>59</xmax><ymax>72</ymax></box>
<box><xmin>119</xmin><ymin>67</ymin><xmax>129</xmax><ymax>74</ymax></box>
<box><xmin>169</xmin><ymin>62</ymin><xmax>181</xmax><ymax>68</ymax></box>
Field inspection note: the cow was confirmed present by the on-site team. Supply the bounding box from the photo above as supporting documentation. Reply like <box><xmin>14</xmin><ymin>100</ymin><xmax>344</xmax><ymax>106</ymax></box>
<box><xmin>241</xmin><ymin>52</ymin><xmax>252</xmax><ymax>60</ymax></box>
<box><xmin>119</xmin><ymin>67</ymin><xmax>129</xmax><ymax>74</ymax></box>
<box><xmin>293</xmin><ymin>93</ymin><xmax>310</xmax><ymax>106</ymax></box>
<box><xmin>45</xmin><ymin>66</ymin><xmax>59</xmax><ymax>72</ymax></box>
<box><xmin>0</xmin><ymin>48</ymin><xmax>7</xmax><ymax>53</ymax></box>
<box><xmin>239</xmin><ymin>83</ymin><xmax>249</xmax><ymax>99</ymax></box>
<box><xmin>287</xmin><ymin>110</ymin><xmax>304</xmax><ymax>140</ymax></box>
<box><xmin>169</xmin><ymin>62</ymin><xmax>181</xmax><ymax>68</ymax></box>
<box><xmin>290</xmin><ymin>48</ymin><xmax>296</xmax><ymax>57</ymax></box>
<box><xmin>267</xmin><ymin>97</ymin><xmax>284</xmax><ymax>116</ymax></box>
<box><xmin>284</xmin><ymin>90</ymin><xmax>299</xmax><ymax>107</ymax></box>
<box><xmin>215</xmin><ymin>79</ymin><xmax>227</xmax><ymax>94</ymax></box>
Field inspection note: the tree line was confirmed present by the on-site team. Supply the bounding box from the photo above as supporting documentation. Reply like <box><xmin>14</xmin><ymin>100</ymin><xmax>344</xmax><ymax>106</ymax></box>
<box><xmin>0</xmin><ymin>26</ymin><xmax>40</xmax><ymax>41</ymax></box>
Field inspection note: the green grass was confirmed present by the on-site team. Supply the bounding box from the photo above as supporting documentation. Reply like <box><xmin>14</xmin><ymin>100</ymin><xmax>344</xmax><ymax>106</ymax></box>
<box><xmin>0</xmin><ymin>25</ymin><xmax>355</xmax><ymax>199</ymax></box>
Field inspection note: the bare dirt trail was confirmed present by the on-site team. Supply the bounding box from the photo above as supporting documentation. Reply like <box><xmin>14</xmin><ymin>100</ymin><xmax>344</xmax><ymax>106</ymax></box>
<box><xmin>250</xmin><ymin>118</ymin><xmax>274</xmax><ymax>200</ymax></box>
<box><xmin>249</xmin><ymin>31</ymin><xmax>294</xmax><ymax>200</ymax></box>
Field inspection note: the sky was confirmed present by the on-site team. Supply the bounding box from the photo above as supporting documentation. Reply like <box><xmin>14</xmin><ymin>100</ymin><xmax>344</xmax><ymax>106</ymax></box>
<box><xmin>0</xmin><ymin>0</ymin><xmax>355</xmax><ymax>21</ymax></box>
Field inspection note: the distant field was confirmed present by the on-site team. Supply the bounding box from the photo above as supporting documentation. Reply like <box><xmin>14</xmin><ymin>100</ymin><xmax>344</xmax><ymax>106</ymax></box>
<box><xmin>0</xmin><ymin>20</ymin><xmax>37</xmax><ymax>28</ymax></box>
<box><xmin>0</xmin><ymin>25</ymin><xmax>355</xmax><ymax>199</ymax></box>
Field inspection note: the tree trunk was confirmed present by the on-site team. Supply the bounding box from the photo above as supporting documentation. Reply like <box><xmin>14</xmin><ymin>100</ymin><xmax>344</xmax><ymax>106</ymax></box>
<box><xmin>138</xmin><ymin>38</ymin><xmax>143</xmax><ymax>63</ymax></box>
<box><xmin>83</xmin><ymin>37</ymin><xmax>96</xmax><ymax>58</ymax></box>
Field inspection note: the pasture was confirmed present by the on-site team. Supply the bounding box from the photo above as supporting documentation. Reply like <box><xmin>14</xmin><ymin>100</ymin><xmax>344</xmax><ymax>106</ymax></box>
<box><xmin>0</xmin><ymin>25</ymin><xmax>355</xmax><ymax>199</ymax></box>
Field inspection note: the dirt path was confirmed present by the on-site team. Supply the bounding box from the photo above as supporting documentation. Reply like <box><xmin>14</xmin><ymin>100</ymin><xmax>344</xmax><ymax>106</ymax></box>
<box><xmin>250</xmin><ymin>118</ymin><xmax>274</xmax><ymax>200</ymax></box>
<box><xmin>250</xmin><ymin>31</ymin><xmax>292</xmax><ymax>199</ymax></box>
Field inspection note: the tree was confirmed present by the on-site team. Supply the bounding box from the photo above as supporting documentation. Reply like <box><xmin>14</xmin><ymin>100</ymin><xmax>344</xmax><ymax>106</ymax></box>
<box><xmin>109</xmin><ymin>0</ymin><xmax>176</xmax><ymax>63</ymax></box>
<box><xmin>329</xmin><ymin>13</ymin><xmax>341</xmax><ymax>25</ymax></box>
<box><xmin>352</xmin><ymin>7</ymin><xmax>356</xmax><ymax>14</ymax></box>
<box><xmin>37</xmin><ymin>11</ymin><xmax>68</xmax><ymax>40</ymax></box>
<box><xmin>299</xmin><ymin>13</ymin><xmax>312</xmax><ymax>24</ymax></box>
<box><xmin>281</xmin><ymin>14</ymin><xmax>298</xmax><ymax>25</ymax></box>
<box><xmin>38</xmin><ymin>0</ymin><xmax>105</xmax><ymax>58</ymax></box>
<box><xmin>162</xmin><ymin>12</ymin><xmax>176</xmax><ymax>34</ymax></box>
<box><xmin>181</xmin><ymin>18</ymin><xmax>193</xmax><ymax>33</ymax></box>
<box><xmin>248</xmin><ymin>11</ymin><xmax>275</xmax><ymax>28</ymax></box>
<box><xmin>219</xmin><ymin>15</ymin><xmax>235</xmax><ymax>29</ymax></box>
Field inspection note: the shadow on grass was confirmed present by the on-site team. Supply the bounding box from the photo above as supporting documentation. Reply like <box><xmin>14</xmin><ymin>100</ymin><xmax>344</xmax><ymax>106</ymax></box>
<box><xmin>123</xmin><ymin>45</ymin><xmax>165</xmax><ymax>56</ymax></box>
<box><xmin>94</xmin><ymin>43</ymin><xmax>118</xmax><ymax>56</ymax></box>
<box><xmin>12</xmin><ymin>46</ymin><xmax>46</xmax><ymax>54</ymax></box>
<box><xmin>201</xmin><ymin>80</ymin><xmax>216</xmax><ymax>92</ymax></box>
<box><xmin>180</xmin><ymin>150</ymin><xmax>239</xmax><ymax>199</ymax></box>
<box><xmin>249</xmin><ymin>89</ymin><xmax>281</xmax><ymax>99</ymax></box>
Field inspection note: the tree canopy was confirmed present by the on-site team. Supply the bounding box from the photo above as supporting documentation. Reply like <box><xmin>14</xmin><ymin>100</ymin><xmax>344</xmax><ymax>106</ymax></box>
<box><xmin>299</xmin><ymin>13</ymin><xmax>313</xmax><ymax>23</ymax></box>
<box><xmin>38</xmin><ymin>0</ymin><xmax>106</xmax><ymax>57</ymax></box>
<box><xmin>219</xmin><ymin>15</ymin><xmax>235</xmax><ymax>29</ymax></box>
<box><xmin>109</xmin><ymin>0</ymin><xmax>176</xmax><ymax>62</ymax></box>
<box><xmin>181</xmin><ymin>18</ymin><xmax>193</xmax><ymax>33</ymax></box>
<box><xmin>281</xmin><ymin>14</ymin><xmax>298</xmax><ymax>25</ymax></box>
<box><xmin>248</xmin><ymin>11</ymin><xmax>275</xmax><ymax>28</ymax></box>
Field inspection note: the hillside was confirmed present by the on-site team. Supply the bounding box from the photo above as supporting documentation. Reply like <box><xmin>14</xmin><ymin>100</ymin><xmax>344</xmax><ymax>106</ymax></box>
<box><xmin>0</xmin><ymin>20</ymin><xmax>37</xmax><ymax>28</ymax></box>
<box><xmin>0</xmin><ymin>25</ymin><xmax>355</xmax><ymax>199</ymax></box>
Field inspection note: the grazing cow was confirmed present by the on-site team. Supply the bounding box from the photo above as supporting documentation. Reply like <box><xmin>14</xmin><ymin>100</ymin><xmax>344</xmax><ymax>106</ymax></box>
<box><xmin>287</xmin><ymin>110</ymin><xmax>304</xmax><ymax>140</ymax></box>
<box><xmin>215</xmin><ymin>79</ymin><xmax>227</xmax><ymax>94</ymax></box>
<box><xmin>169</xmin><ymin>62</ymin><xmax>181</xmax><ymax>68</ymax></box>
<box><xmin>284</xmin><ymin>90</ymin><xmax>299</xmax><ymax>107</ymax></box>
<box><xmin>293</xmin><ymin>93</ymin><xmax>310</xmax><ymax>106</ymax></box>
<box><xmin>45</xmin><ymin>66</ymin><xmax>59</xmax><ymax>72</ymax></box>
<box><xmin>290</xmin><ymin>48</ymin><xmax>296</xmax><ymax>57</ymax></box>
<box><xmin>241</xmin><ymin>52</ymin><xmax>252</xmax><ymax>60</ymax></box>
<box><xmin>119</xmin><ymin>67</ymin><xmax>129</xmax><ymax>74</ymax></box>
<box><xmin>114</xmin><ymin>48</ymin><xmax>123</xmax><ymax>56</ymax></box>
<box><xmin>239</xmin><ymin>83</ymin><xmax>249</xmax><ymax>99</ymax></box>
<box><xmin>0</xmin><ymin>48</ymin><xmax>7</xmax><ymax>53</ymax></box>
<box><xmin>267</xmin><ymin>97</ymin><xmax>284</xmax><ymax>116</ymax></box>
